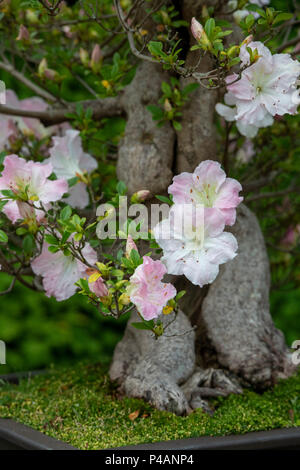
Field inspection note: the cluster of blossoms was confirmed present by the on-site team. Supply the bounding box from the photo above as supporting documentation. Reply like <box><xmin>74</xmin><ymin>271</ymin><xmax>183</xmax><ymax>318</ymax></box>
<box><xmin>216</xmin><ymin>40</ymin><xmax>300</xmax><ymax>137</ymax></box>
<box><xmin>153</xmin><ymin>160</ymin><xmax>242</xmax><ymax>288</ymax></box>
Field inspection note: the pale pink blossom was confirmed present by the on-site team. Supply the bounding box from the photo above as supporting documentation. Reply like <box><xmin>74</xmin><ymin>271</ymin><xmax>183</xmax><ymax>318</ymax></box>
<box><xmin>0</xmin><ymin>90</ymin><xmax>63</xmax><ymax>150</ymax></box>
<box><xmin>48</xmin><ymin>130</ymin><xmax>97</xmax><ymax>209</ymax></box>
<box><xmin>0</xmin><ymin>154</ymin><xmax>67</xmax><ymax>222</ymax></box>
<box><xmin>128</xmin><ymin>256</ymin><xmax>176</xmax><ymax>321</ymax></box>
<box><xmin>154</xmin><ymin>204</ymin><xmax>238</xmax><ymax>288</ymax></box>
<box><xmin>89</xmin><ymin>276</ymin><xmax>109</xmax><ymax>297</ymax></box>
<box><xmin>216</xmin><ymin>42</ymin><xmax>300</xmax><ymax>137</ymax></box>
<box><xmin>168</xmin><ymin>160</ymin><xmax>243</xmax><ymax>226</ymax></box>
<box><xmin>31</xmin><ymin>242</ymin><xmax>97</xmax><ymax>301</ymax></box>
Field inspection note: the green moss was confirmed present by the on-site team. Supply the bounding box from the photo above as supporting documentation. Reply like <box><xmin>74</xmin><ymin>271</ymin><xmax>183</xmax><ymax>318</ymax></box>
<box><xmin>0</xmin><ymin>362</ymin><xmax>299</xmax><ymax>450</ymax></box>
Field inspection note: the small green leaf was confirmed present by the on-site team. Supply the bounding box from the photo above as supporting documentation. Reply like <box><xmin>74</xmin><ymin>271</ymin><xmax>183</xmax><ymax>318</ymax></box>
<box><xmin>155</xmin><ymin>195</ymin><xmax>173</xmax><ymax>205</ymax></box>
<box><xmin>45</xmin><ymin>234</ymin><xmax>59</xmax><ymax>245</ymax></box>
<box><xmin>273</xmin><ymin>12</ymin><xmax>293</xmax><ymax>25</ymax></box>
<box><xmin>60</xmin><ymin>205</ymin><xmax>72</xmax><ymax>221</ymax></box>
<box><xmin>23</xmin><ymin>234</ymin><xmax>35</xmax><ymax>255</ymax></box>
<box><xmin>204</xmin><ymin>18</ymin><xmax>215</xmax><ymax>38</ymax></box>
<box><xmin>116</xmin><ymin>181</ymin><xmax>127</xmax><ymax>195</ymax></box>
<box><xmin>0</xmin><ymin>229</ymin><xmax>8</xmax><ymax>243</ymax></box>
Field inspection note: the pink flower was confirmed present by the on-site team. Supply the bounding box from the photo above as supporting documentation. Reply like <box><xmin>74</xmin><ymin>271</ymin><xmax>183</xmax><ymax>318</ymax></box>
<box><xmin>168</xmin><ymin>160</ymin><xmax>243</xmax><ymax>226</ymax></box>
<box><xmin>128</xmin><ymin>256</ymin><xmax>176</xmax><ymax>321</ymax></box>
<box><xmin>0</xmin><ymin>90</ymin><xmax>65</xmax><ymax>150</ymax></box>
<box><xmin>216</xmin><ymin>42</ymin><xmax>300</xmax><ymax>137</ymax></box>
<box><xmin>31</xmin><ymin>242</ymin><xmax>97</xmax><ymax>301</ymax></box>
<box><xmin>89</xmin><ymin>276</ymin><xmax>109</xmax><ymax>297</ymax></box>
<box><xmin>48</xmin><ymin>130</ymin><xmax>97</xmax><ymax>209</ymax></box>
<box><xmin>154</xmin><ymin>205</ymin><xmax>238</xmax><ymax>288</ymax></box>
<box><xmin>0</xmin><ymin>154</ymin><xmax>67</xmax><ymax>222</ymax></box>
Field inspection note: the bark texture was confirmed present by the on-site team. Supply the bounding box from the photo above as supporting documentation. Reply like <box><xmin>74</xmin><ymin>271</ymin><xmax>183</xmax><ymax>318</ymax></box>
<box><xmin>117</xmin><ymin>61</ymin><xmax>175</xmax><ymax>196</ymax></box>
<box><xmin>195</xmin><ymin>204</ymin><xmax>295</xmax><ymax>387</ymax></box>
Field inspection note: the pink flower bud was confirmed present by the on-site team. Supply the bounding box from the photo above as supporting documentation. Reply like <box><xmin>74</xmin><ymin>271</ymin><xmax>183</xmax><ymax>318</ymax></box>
<box><xmin>131</xmin><ymin>190</ymin><xmax>151</xmax><ymax>203</ymax></box>
<box><xmin>16</xmin><ymin>25</ymin><xmax>30</xmax><ymax>42</ymax></box>
<box><xmin>90</xmin><ymin>44</ymin><xmax>103</xmax><ymax>72</ymax></box>
<box><xmin>89</xmin><ymin>276</ymin><xmax>109</xmax><ymax>298</ymax></box>
<box><xmin>191</xmin><ymin>17</ymin><xmax>204</xmax><ymax>42</ymax></box>
<box><xmin>242</xmin><ymin>35</ymin><xmax>253</xmax><ymax>46</ymax></box>
<box><xmin>126</xmin><ymin>235</ymin><xmax>138</xmax><ymax>258</ymax></box>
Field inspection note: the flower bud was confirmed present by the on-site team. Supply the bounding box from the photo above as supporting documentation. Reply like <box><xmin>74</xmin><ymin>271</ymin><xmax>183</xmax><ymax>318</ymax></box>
<box><xmin>90</xmin><ymin>44</ymin><xmax>103</xmax><ymax>73</ymax></box>
<box><xmin>89</xmin><ymin>275</ymin><xmax>109</xmax><ymax>298</ymax></box>
<box><xmin>79</xmin><ymin>48</ymin><xmax>89</xmax><ymax>66</ymax></box>
<box><xmin>38</xmin><ymin>58</ymin><xmax>58</xmax><ymax>81</ymax></box>
<box><xmin>125</xmin><ymin>235</ymin><xmax>137</xmax><ymax>259</ymax></box>
<box><xmin>130</xmin><ymin>189</ymin><xmax>151</xmax><ymax>204</ymax></box>
<box><xmin>164</xmin><ymin>98</ymin><xmax>172</xmax><ymax>113</ymax></box>
<box><xmin>242</xmin><ymin>35</ymin><xmax>253</xmax><ymax>46</ymax></box>
<box><xmin>191</xmin><ymin>17</ymin><xmax>204</xmax><ymax>42</ymax></box>
<box><xmin>119</xmin><ymin>293</ymin><xmax>131</xmax><ymax>306</ymax></box>
<box><xmin>16</xmin><ymin>25</ymin><xmax>30</xmax><ymax>43</ymax></box>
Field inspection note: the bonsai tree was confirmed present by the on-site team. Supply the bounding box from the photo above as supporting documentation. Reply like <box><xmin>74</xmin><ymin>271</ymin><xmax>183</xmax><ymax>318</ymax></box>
<box><xmin>0</xmin><ymin>0</ymin><xmax>299</xmax><ymax>414</ymax></box>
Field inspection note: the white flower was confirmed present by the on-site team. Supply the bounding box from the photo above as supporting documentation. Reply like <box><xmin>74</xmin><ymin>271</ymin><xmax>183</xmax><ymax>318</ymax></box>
<box><xmin>216</xmin><ymin>42</ymin><xmax>300</xmax><ymax>137</ymax></box>
<box><xmin>154</xmin><ymin>204</ymin><xmax>238</xmax><ymax>287</ymax></box>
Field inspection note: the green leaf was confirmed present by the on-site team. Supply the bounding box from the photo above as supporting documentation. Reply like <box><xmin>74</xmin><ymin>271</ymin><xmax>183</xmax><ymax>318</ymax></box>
<box><xmin>131</xmin><ymin>320</ymin><xmax>155</xmax><ymax>331</ymax></box>
<box><xmin>16</xmin><ymin>227</ymin><xmax>27</xmax><ymax>236</ymax></box>
<box><xmin>155</xmin><ymin>195</ymin><xmax>173</xmax><ymax>205</ymax></box>
<box><xmin>0</xmin><ymin>229</ymin><xmax>8</xmax><ymax>243</ymax></box>
<box><xmin>273</xmin><ymin>12</ymin><xmax>293</xmax><ymax>25</ymax></box>
<box><xmin>175</xmin><ymin>290</ymin><xmax>186</xmax><ymax>301</ymax></box>
<box><xmin>147</xmin><ymin>105</ymin><xmax>164</xmax><ymax>121</ymax></box>
<box><xmin>161</xmin><ymin>81</ymin><xmax>172</xmax><ymax>96</ymax></box>
<box><xmin>0</xmin><ymin>200</ymin><xmax>8</xmax><ymax>211</ymax></box>
<box><xmin>148</xmin><ymin>41</ymin><xmax>164</xmax><ymax>57</ymax></box>
<box><xmin>245</xmin><ymin>4</ymin><xmax>266</xmax><ymax>18</ymax></box>
<box><xmin>182</xmin><ymin>83</ymin><xmax>199</xmax><ymax>96</ymax></box>
<box><xmin>48</xmin><ymin>245</ymin><xmax>60</xmax><ymax>253</ymax></box>
<box><xmin>116</xmin><ymin>181</ymin><xmax>127</xmax><ymax>195</ymax></box>
<box><xmin>1</xmin><ymin>189</ymin><xmax>15</xmax><ymax>198</ymax></box>
<box><xmin>173</xmin><ymin>120</ymin><xmax>182</xmax><ymax>131</ymax></box>
<box><xmin>245</xmin><ymin>14</ymin><xmax>255</xmax><ymax>28</ymax></box>
<box><xmin>130</xmin><ymin>248</ymin><xmax>141</xmax><ymax>267</ymax></box>
<box><xmin>204</xmin><ymin>18</ymin><xmax>215</xmax><ymax>38</ymax></box>
<box><xmin>23</xmin><ymin>234</ymin><xmax>35</xmax><ymax>255</ymax></box>
<box><xmin>60</xmin><ymin>205</ymin><xmax>72</xmax><ymax>221</ymax></box>
<box><xmin>45</xmin><ymin>234</ymin><xmax>59</xmax><ymax>245</ymax></box>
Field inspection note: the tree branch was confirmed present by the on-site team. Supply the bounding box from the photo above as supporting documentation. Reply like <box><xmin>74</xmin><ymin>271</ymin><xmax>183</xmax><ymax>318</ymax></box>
<box><xmin>0</xmin><ymin>97</ymin><xmax>125</xmax><ymax>125</ymax></box>
<box><xmin>0</xmin><ymin>61</ymin><xmax>57</xmax><ymax>103</ymax></box>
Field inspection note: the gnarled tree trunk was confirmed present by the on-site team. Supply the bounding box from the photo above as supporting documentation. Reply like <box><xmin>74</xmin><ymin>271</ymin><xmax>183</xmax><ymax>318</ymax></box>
<box><xmin>109</xmin><ymin>0</ymin><xmax>296</xmax><ymax>414</ymax></box>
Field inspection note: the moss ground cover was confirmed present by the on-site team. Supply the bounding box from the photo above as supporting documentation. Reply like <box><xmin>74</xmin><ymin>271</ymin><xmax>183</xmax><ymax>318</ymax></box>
<box><xmin>0</xmin><ymin>362</ymin><xmax>299</xmax><ymax>450</ymax></box>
